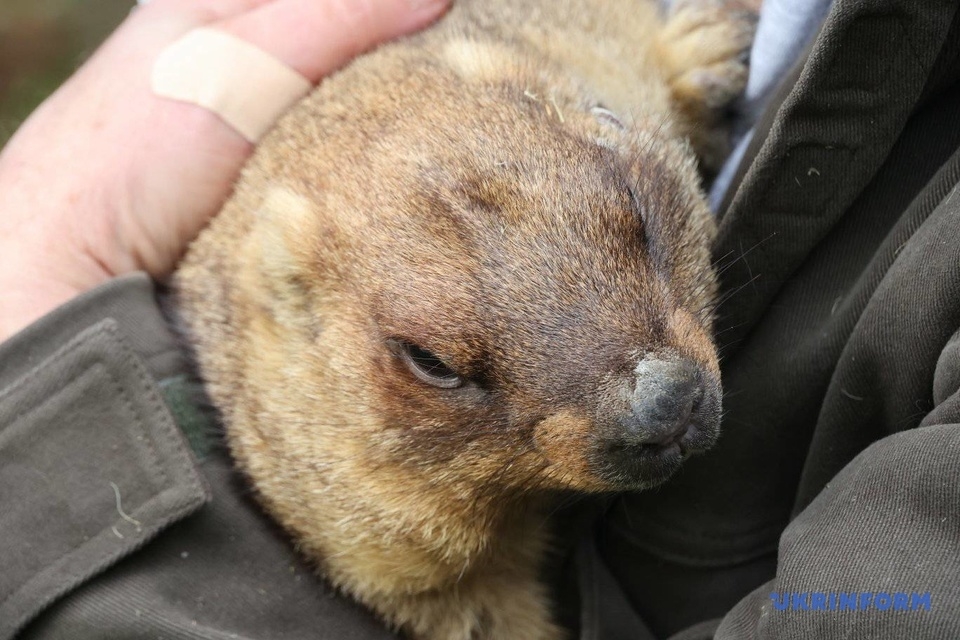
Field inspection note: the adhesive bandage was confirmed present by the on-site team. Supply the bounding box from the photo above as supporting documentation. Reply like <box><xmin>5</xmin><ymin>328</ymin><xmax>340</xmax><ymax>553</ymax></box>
<box><xmin>152</xmin><ymin>28</ymin><xmax>312</xmax><ymax>142</ymax></box>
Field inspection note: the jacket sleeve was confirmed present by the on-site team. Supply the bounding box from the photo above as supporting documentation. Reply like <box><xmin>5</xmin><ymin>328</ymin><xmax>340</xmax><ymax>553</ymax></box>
<box><xmin>0</xmin><ymin>274</ymin><xmax>211</xmax><ymax>639</ymax></box>
<box><xmin>0</xmin><ymin>274</ymin><xmax>396</xmax><ymax>640</ymax></box>
<box><xmin>713</xmin><ymin>329</ymin><xmax>960</xmax><ymax>640</ymax></box>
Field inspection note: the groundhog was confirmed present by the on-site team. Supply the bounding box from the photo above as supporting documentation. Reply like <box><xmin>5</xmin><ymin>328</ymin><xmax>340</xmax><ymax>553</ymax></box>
<box><xmin>173</xmin><ymin>0</ymin><xmax>756</xmax><ymax>637</ymax></box>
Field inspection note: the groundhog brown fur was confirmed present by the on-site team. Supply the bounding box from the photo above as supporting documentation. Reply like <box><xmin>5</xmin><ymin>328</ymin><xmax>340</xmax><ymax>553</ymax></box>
<box><xmin>173</xmin><ymin>1</ymin><xmax>757</xmax><ymax>637</ymax></box>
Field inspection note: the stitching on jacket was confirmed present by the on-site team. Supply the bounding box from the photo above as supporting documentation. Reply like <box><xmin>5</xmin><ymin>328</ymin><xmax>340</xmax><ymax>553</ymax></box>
<box><xmin>0</xmin><ymin>363</ymin><xmax>156</xmax><ymax>611</ymax></box>
<box><xmin>101</xmin><ymin>358</ymin><xmax>169</xmax><ymax>489</ymax></box>
<box><xmin>0</xmin><ymin>322</ymin><xmax>207</xmax><ymax>636</ymax></box>
<box><xmin>0</xmin><ymin>322</ymin><xmax>110</xmax><ymax>404</ymax></box>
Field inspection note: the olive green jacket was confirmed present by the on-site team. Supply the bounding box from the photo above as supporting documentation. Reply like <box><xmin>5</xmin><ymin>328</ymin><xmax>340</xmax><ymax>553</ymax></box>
<box><xmin>4</xmin><ymin>0</ymin><xmax>960</xmax><ymax>638</ymax></box>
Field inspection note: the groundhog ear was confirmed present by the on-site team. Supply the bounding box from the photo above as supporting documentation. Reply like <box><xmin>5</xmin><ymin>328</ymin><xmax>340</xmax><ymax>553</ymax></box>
<box><xmin>250</xmin><ymin>186</ymin><xmax>317</xmax><ymax>279</ymax></box>
<box><xmin>241</xmin><ymin>186</ymin><xmax>321</xmax><ymax>325</ymax></box>
<box><xmin>590</xmin><ymin>105</ymin><xmax>626</xmax><ymax>132</ymax></box>
<box><xmin>238</xmin><ymin>187</ymin><xmax>328</xmax><ymax>328</ymax></box>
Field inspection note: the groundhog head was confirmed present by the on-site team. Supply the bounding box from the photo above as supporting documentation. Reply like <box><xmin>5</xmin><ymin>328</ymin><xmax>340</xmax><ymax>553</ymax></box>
<box><xmin>175</xmin><ymin>41</ymin><xmax>720</xmax><ymax>594</ymax></box>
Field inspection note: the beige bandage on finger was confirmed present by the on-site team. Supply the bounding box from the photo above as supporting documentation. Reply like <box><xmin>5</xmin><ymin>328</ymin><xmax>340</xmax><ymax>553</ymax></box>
<box><xmin>152</xmin><ymin>28</ymin><xmax>312</xmax><ymax>142</ymax></box>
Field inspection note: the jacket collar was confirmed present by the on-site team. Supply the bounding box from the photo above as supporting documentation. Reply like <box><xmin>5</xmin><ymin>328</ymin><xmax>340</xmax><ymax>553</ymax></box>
<box><xmin>713</xmin><ymin>0</ymin><xmax>959</xmax><ymax>355</ymax></box>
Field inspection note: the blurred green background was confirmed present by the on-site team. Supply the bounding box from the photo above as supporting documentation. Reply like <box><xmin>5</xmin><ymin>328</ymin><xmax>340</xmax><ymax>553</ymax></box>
<box><xmin>0</xmin><ymin>0</ymin><xmax>130</xmax><ymax>146</ymax></box>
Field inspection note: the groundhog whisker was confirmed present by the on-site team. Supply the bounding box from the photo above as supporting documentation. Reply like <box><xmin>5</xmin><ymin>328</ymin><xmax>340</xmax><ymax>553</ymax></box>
<box><xmin>713</xmin><ymin>233</ymin><xmax>777</xmax><ymax>277</ymax></box>
<box><xmin>715</xmin><ymin>278</ymin><xmax>761</xmax><ymax>313</ymax></box>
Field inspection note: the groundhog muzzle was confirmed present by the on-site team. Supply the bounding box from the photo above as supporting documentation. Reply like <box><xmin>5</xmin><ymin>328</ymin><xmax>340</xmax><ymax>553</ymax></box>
<box><xmin>173</xmin><ymin>0</ymin><xmax>756</xmax><ymax>637</ymax></box>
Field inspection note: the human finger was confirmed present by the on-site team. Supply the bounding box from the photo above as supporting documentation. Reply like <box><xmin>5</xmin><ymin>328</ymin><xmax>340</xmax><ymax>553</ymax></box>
<box><xmin>218</xmin><ymin>0</ymin><xmax>451</xmax><ymax>81</ymax></box>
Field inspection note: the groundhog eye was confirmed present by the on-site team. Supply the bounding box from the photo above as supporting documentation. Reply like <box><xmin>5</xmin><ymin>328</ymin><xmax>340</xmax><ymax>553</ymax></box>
<box><xmin>393</xmin><ymin>340</ymin><xmax>464</xmax><ymax>389</ymax></box>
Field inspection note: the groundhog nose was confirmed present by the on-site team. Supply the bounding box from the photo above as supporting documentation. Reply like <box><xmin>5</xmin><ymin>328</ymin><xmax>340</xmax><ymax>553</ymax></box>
<box><xmin>623</xmin><ymin>358</ymin><xmax>709</xmax><ymax>448</ymax></box>
<box><xmin>594</xmin><ymin>357</ymin><xmax>721</xmax><ymax>489</ymax></box>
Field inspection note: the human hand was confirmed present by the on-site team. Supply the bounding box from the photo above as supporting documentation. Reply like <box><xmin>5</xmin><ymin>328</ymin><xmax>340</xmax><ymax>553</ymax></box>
<box><xmin>0</xmin><ymin>0</ymin><xmax>450</xmax><ymax>341</ymax></box>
